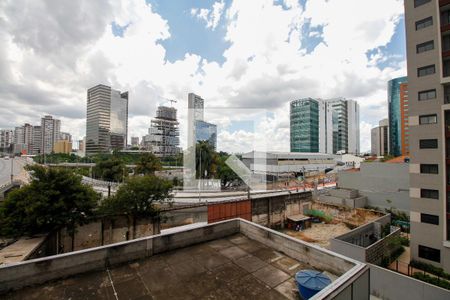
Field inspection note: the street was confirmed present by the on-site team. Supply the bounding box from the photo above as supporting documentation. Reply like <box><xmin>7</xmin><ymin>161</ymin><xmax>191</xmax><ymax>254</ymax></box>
<box><xmin>0</xmin><ymin>157</ymin><xmax>29</xmax><ymax>186</ymax></box>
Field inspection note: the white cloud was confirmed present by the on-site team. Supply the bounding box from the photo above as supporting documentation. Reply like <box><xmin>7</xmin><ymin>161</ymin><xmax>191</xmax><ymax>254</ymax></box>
<box><xmin>191</xmin><ymin>1</ymin><xmax>225</xmax><ymax>30</ymax></box>
<box><xmin>0</xmin><ymin>0</ymin><xmax>406</xmax><ymax>154</ymax></box>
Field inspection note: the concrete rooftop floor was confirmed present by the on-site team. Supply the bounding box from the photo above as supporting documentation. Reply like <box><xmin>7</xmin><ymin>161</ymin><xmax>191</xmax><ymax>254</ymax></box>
<box><xmin>4</xmin><ymin>234</ymin><xmax>335</xmax><ymax>300</ymax></box>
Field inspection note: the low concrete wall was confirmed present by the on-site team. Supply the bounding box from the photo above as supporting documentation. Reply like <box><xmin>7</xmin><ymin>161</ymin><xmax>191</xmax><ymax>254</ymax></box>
<box><xmin>330</xmin><ymin>214</ymin><xmax>398</xmax><ymax>264</ymax></box>
<box><xmin>238</xmin><ymin>219</ymin><xmax>369</xmax><ymax>300</ymax></box>
<box><xmin>251</xmin><ymin>190</ymin><xmax>312</xmax><ymax>228</ymax></box>
<box><xmin>0</xmin><ymin>219</ymin><xmax>369</xmax><ymax>300</ymax></box>
<box><xmin>338</xmin><ymin>162</ymin><xmax>410</xmax><ymax>214</ymax></box>
<box><xmin>370</xmin><ymin>264</ymin><xmax>450</xmax><ymax>300</ymax></box>
<box><xmin>0</xmin><ymin>219</ymin><xmax>239</xmax><ymax>293</ymax></box>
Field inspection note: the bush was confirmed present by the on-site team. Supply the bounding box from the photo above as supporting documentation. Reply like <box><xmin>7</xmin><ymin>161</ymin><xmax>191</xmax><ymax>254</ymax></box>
<box><xmin>399</xmin><ymin>236</ymin><xmax>409</xmax><ymax>247</ymax></box>
<box><xmin>412</xmin><ymin>273</ymin><xmax>450</xmax><ymax>290</ymax></box>
<box><xmin>304</xmin><ymin>209</ymin><xmax>333</xmax><ymax>223</ymax></box>
<box><xmin>410</xmin><ymin>260</ymin><xmax>450</xmax><ymax>280</ymax></box>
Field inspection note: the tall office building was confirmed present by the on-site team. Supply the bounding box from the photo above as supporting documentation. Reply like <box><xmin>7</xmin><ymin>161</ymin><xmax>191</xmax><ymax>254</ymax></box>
<box><xmin>13</xmin><ymin>125</ymin><xmax>26</xmax><ymax>154</ymax></box>
<box><xmin>290</xmin><ymin>98</ymin><xmax>358</xmax><ymax>154</ymax></box>
<box><xmin>86</xmin><ymin>84</ymin><xmax>128</xmax><ymax>155</ymax></box>
<box><xmin>143</xmin><ymin>106</ymin><xmax>180</xmax><ymax>157</ymax></box>
<box><xmin>405</xmin><ymin>0</ymin><xmax>450</xmax><ymax>271</ymax></box>
<box><xmin>187</xmin><ymin>93</ymin><xmax>218</xmax><ymax>149</ymax></box>
<box><xmin>41</xmin><ymin>115</ymin><xmax>61</xmax><ymax>154</ymax></box>
<box><xmin>328</xmin><ymin>98</ymin><xmax>360</xmax><ymax>155</ymax></box>
<box><xmin>388</xmin><ymin>77</ymin><xmax>409</xmax><ymax>156</ymax></box>
<box><xmin>371</xmin><ymin>119</ymin><xmax>390</xmax><ymax>156</ymax></box>
<box><xmin>290</xmin><ymin>98</ymin><xmax>321</xmax><ymax>153</ymax></box>
<box><xmin>0</xmin><ymin>129</ymin><xmax>14</xmax><ymax>151</ymax></box>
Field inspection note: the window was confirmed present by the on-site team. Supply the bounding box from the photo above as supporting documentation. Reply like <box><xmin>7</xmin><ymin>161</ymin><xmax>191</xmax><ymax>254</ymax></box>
<box><xmin>419</xmin><ymin>139</ymin><xmax>437</xmax><ymax>149</ymax></box>
<box><xmin>416</xmin><ymin>17</ymin><xmax>433</xmax><ymax>30</ymax></box>
<box><xmin>421</xmin><ymin>188</ymin><xmax>439</xmax><ymax>199</ymax></box>
<box><xmin>421</xmin><ymin>213</ymin><xmax>439</xmax><ymax>225</ymax></box>
<box><xmin>415</xmin><ymin>0</ymin><xmax>431</xmax><ymax>7</ymax></box>
<box><xmin>419</xmin><ymin>245</ymin><xmax>440</xmax><ymax>263</ymax></box>
<box><xmin>418</xmin><ymin>65</ymin><xmax>435</xmax><ymax>77</ymax></box>
<box><xmin>442</xmin><ymin>10</ymin><xmax>450</xmax><ymax>26</ymax></box>
<box><xmin>420</xmin><ymin>164</ymin><xmax>439</xmax><ymax>174</ymax></box>
<box><xmin>418</xmin><ymin>89</ymin><xmax>436</xmax><ymax>101</ymax></box>
<box><xmin>419</xmin><ymin>114</ymin><xmax>437</xmax><ymax>125</ymax></box>
<box><xmin>416</xmin><ymin>40</ymin><xmax>434</xmax><ymax>53</ymax></box>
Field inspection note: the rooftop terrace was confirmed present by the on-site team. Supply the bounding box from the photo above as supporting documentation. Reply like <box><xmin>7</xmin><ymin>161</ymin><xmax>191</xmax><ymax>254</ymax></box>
<box><xmin>0</xmin><ymin>219</ymin><xmax>369</xmax><ymax>299</ymax></box>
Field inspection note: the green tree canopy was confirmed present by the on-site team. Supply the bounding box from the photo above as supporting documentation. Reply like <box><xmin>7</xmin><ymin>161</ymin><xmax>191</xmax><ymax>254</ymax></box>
<box><xmin>100</xmin><ymin>175</ymin><xmax>172</xmax><ymax>217</ymax></box>
<box><xmin>93</xmin><ymin>157</ymin><xmax>126</xmax><ymax>182</ymax></box>
<box><xmin>0</xmin><ymin>165</ymin><xmax>100</xmax><ymax>237</ymax></box>
<box><xmin>196</xmin><ymin>141</ymin><xmax>218</xmax><ymax>179</ymax></box>
<box><xmin>216</xmin><ymin>153</ymin><xmax>245</xmax><ymax>188</ymax></box>
<box><xmin>135</xmin><ymin>152</ymin><xmax>162</xmax><ymax>175</ymax></box>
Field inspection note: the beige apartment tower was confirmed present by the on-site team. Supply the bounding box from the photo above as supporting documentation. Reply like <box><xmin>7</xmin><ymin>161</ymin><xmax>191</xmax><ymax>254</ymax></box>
<box><xmin>405</xmin><ymin>0</ymin><xmax>450</xmax><ymax>272</ymax></box>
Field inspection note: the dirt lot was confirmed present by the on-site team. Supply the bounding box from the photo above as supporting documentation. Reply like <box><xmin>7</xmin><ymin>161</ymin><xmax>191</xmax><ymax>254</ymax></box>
<box><xmin>282</xmin><ymin>223</ymin><xmax>351</xmax><ymax>249</ymax></box>
<box><xmin>281</xmin><ymin>204</ymin><xmax>385</xmax><ymax>249</ymax></box>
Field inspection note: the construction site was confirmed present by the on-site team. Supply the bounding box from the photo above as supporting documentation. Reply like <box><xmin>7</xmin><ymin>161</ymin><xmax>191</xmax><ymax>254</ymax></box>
<box><xmin>281</xmin><ymin>189</ymin><xmax>385</xmax><ymax>249</ymax></box>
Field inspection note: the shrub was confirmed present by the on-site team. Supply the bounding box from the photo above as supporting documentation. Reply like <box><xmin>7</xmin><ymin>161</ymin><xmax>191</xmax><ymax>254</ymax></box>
<box><xmin>412</xmin><ymin>273</ymin><xmax>450</xmax><ymax>290</ymax></box>
<box><xmin>410</xmin><ymin>260</ymin><xmax>450</xmax><ymax>280</ymax></box>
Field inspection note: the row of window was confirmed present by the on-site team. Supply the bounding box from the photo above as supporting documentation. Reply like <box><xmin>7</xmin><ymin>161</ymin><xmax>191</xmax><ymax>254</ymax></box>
<box><xmin>413</xmin><ymin>0</ymin><xmax>445</xmax><ymax>264</ymax></box>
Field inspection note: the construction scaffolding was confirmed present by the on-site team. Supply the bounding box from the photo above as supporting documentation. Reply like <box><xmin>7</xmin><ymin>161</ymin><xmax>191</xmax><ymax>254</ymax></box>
<box><xmin>142</xmin><ymin>106</ymin><xmax>180</xmax><ymax>157</ymax></box>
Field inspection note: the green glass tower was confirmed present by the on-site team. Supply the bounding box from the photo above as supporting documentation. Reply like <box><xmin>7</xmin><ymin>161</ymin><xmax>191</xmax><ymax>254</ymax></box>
<box><xmin>388</xmin><ymin>76</ymin><xmax>407</xmax><ymax>157</ymax></box>
<box><xmin>290</xmin><ymin>98</ymin><xmax>320</xmax><ymax>152</ymax></box>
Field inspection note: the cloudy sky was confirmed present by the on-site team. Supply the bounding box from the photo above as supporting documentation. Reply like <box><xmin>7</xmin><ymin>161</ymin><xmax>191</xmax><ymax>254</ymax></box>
<box><xmin>0</xmin><ymin>0</ymin><xmax>406</xmax><ymax>153</ymax></box>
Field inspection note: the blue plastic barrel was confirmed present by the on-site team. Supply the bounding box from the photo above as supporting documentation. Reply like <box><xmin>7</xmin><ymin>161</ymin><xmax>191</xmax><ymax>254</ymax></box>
<box><xmin>295</xmin><ymin>269</ymin><xmax>331</xmax><ymax>299</ymax></box>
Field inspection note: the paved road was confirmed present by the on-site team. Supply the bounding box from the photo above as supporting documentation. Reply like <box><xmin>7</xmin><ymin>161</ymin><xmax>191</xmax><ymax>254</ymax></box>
<box><xmin>0</xmin><ymin>157</ymin><xmax>29</xmax><ymax>186</ymax></box>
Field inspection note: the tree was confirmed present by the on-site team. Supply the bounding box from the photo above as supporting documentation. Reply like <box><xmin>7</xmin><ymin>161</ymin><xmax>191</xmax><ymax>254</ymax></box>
<box><xmin>196</xmin><ymin>141</ymin><xmax>218</xmax><ymax>179</ymax></box>
<box><xmin>100</xmin><ymin>176</ymin><xmax>172</xmax><ymax>217</ymax></box>
<box><xmin>93</xmin><ymin>157</ymin><xmax>126</xmax><ymax>182</ymax></box>
<box><xmin>216</xmin><ymin>153</ymin><xmax>244</xmax><ymax>188</ymax></box>
<box><xmin>135</xmin><ymin>153</ymin><xmax>162</xmax><ymax>175</ymax></box>
<box><xmin>0</xmin><ymin>165</ymin><xmax>100</xmax><ymax>237</ymax></box>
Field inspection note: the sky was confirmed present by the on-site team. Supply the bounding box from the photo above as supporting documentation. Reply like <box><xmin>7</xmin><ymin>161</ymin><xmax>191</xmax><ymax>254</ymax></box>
<box><xmin>0</xmin><ymin>0</ymin><xmax>406</xmax><ymax>153</ymax></box>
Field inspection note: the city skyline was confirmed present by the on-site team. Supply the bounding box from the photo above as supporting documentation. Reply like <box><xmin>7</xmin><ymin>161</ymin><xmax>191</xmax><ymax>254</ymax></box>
<box><xmin>0</xmin><ymin>0</ymin><xmax>406</xmax><ymax>153</ymax></box>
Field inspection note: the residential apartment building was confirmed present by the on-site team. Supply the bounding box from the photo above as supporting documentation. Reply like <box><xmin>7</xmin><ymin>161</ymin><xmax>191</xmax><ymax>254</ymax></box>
<box><xmin>142</xmin><ymin>106</ymin><xmax>180</xmax><ymax>157</ymax></box>
<box><xmin>41</xmin><ymin>115</ymin><xmax>61</xmax><ymax>154</ymax></box>
<box><xmin>388</xmin><ymin>77</ymin><xmax>410</xmax><ymax>156</ymax></box>
<box><xmin>13</xmin><ymin>124</ymin><xmax>34</xmax><ymax>154</ymax></box>
<box><xmin>32</xmin><ymin>126</ymin><xmax>42</xmax><ymax>155</ymax></box>
<box><xmin>405</xmin><ymin>0</ymin><xmax>450</xmax><ymax>272</ymax></box>
<box><xmin>290</xmin><ymin>98</ymin><xmax>359</xmax><ymax>154</ymax></box>
<box><xmin>0</xmin><ymin>129</ymin><xmax>14</xmax><ymax>151</ymax></box>
<box><xmin>86</xmin><ymin>84</ymin><xmax>128</xmax><ymax>155</ymax></box>
<box><xmin>371</xmin><ymin>119</ymin><xmax>390</xmax><ymax>156</ymax></box>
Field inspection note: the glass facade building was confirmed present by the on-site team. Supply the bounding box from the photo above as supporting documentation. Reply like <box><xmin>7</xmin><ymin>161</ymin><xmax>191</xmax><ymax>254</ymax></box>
<box><xmin>388</xmin><ymin>76</ymin><xmax>408</xmax><ymax>157</ymax></box>
<box><xmin>86</xmin><ymin>84</ymin><xmax>128</xmax><ymax>155</ymax></box>
<box><xmin>290</xmin><ymin>98</ymin><xmax>320</xmax><ymax>152</ymax></box>
<box><xmin>195</xmin><ymin>120</ymin><xmax>217</xmax><ymax>149</ymax></box>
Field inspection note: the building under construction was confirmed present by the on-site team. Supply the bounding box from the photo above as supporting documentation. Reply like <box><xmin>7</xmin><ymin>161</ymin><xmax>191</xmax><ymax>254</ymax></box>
<box><xmin>142</xmin><ymin>106</ymin><xmax>180</xmax><ymax>157</ymax></box>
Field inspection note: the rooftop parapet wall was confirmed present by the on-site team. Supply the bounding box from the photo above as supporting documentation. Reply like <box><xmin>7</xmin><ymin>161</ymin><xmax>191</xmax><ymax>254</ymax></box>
<box><xmin>0</xmin><ymin>219</ymin><xmax>367</xmax><ymax>299</ymax></box>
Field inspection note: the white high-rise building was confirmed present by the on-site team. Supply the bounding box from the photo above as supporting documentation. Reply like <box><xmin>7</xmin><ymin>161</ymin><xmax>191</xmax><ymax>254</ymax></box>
<box><xmin>0</xmin><ymin>129</ymin><xmax>14</xmax><ymax>151</ymax></box>
<box><xmin>41</xmin><ymin>115</ymin><xmax>61</xmax><ymax>154</ymax></box>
